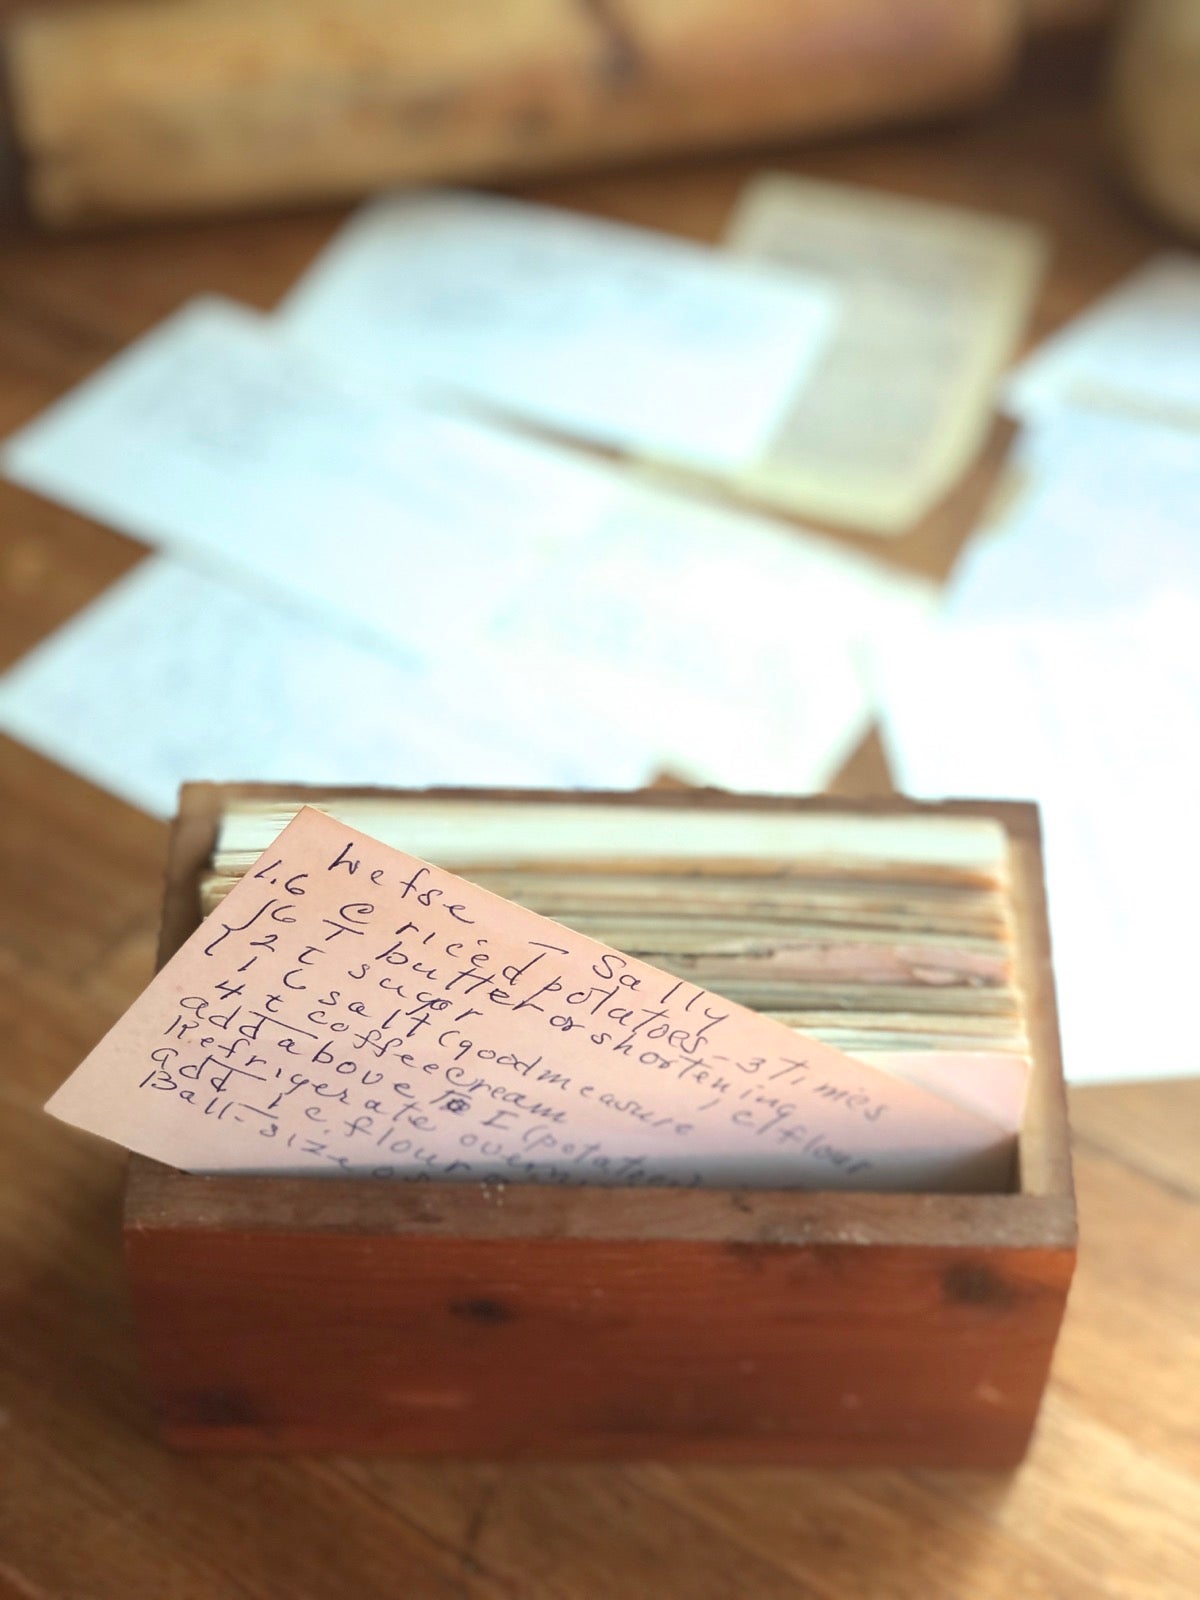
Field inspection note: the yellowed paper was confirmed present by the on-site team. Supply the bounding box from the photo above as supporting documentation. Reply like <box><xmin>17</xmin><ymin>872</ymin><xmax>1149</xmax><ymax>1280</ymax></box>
<box><xmin>46</xmin><ymin>808</ymin><xmax>1014</xmax><ymax>1191</ymax></box>
<box><xmin>725</xmin><ymin>174</ymin><xmax>1046</xmax><ymax>535</ymax></box>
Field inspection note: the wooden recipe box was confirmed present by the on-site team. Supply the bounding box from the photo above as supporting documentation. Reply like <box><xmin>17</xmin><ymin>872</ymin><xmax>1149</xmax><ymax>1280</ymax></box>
<box><xmin>123</xmin><ymin>785</ymin><xmax>1076</xmax><ymax>1465</ymax></box>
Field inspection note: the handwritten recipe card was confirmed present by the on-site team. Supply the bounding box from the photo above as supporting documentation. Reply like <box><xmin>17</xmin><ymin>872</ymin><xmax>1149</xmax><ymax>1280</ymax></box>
<box><xmin>48</xmin><ymin>809</ymin><xmax>1013</xmax><ymax>1191</ymax></box>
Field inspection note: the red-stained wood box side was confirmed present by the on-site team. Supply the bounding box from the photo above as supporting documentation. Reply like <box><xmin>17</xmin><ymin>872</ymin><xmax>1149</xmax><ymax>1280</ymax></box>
<box><xmin>123</xmin><ymin>785</ymin><xmax>1077</xmax><ymax>1464</ymax></box>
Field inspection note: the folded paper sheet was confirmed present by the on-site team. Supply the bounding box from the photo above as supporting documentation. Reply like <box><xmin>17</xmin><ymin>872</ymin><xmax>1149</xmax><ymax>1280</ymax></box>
<box><xmin>280</xmin><ymin>190</ymin><xmax>838</xmax><ymax>471</ymax></box>
<box><xmin>724</xmin><ymin>174</ymin><xmax>1045</xmax><ymax>534</ymax></box>
<box><xmin>46</xmin><ymin>808</ymin><xmax>1015</xmax><ymax>1190</ymax></box>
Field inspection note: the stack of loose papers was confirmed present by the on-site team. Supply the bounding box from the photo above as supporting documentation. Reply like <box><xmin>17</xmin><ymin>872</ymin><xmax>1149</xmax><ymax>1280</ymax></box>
<box><xmin>204</xmin><ymin>795</ymin><xmax>1031</xmax><ymax>1107</ymax></box>
<box><xmin>0</xmin><ymin>197</ymin><xmax>943</xmax><ymax>815</ymax></box>
<box><xmin>874</xmin><ymin>253</ymin><xmax>1200</xmax><ymax>1084</ymax></box>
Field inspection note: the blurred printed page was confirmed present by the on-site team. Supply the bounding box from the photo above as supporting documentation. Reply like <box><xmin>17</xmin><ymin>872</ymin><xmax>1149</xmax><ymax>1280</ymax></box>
<box><xmin>474</xmin><ymin>480</ymin><xmax>935</xmax><ymax>795</ymax></box>
<box><xmin>872</xmin><ymin>599</ymin><xmax>1200</xmax><ymax>1085</ymax></box>
<box><xmin>1</xmin><ymin>289</ymin><xmax>933</xmax><ymax>803</ymax></box>
<box><xmin>725</xmin><ymin>174</ymin><xmax>1045</xmax><ymax>535</ymax></box>
<box><xmin>0</xmin><ymin>295</ymin><xmax>628</xmax><ymax>653</ymax></box>
<box><xmin>0</xmin><ymin>558</ymin><xmax>654</xmax><ymax>817</ymax></box>
<box><xmin>946</xmin><ymin>405</ymin><xmax>1200</xmax><ymax>624</ymax></box>
<box><xmin>1005</xmin><ymin>254</ymin><xmax>1200</xmax><ymax>428</ymax></box>
<box><xmin>279</xmin><ymin>189</ymin><xmax>838</xmax><ymax>471</ymax></box>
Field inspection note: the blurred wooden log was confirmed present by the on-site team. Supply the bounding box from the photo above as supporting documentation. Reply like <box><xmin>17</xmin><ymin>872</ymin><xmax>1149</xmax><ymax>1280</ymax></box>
<box><xmin>1024</xmin><ymin>0</ymin><xmax>1115</xmax><ymax>29</ymax></box>
<box><xmin>1109</xmin><ymin>0</ymin><xmax>1200</xmax><ymax>242</ymax></box>
<box><xmin>4</xmin><ymin>0</ymin><xmax>1023</xmax><ymax>227</ymax></box>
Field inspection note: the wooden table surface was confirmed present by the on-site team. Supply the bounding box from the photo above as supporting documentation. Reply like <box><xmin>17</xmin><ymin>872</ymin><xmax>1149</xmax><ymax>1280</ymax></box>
<box><xmin>2</xmin><ymin>35</ymin><xmax>1198</xmax><ymax>1600</ymax></box>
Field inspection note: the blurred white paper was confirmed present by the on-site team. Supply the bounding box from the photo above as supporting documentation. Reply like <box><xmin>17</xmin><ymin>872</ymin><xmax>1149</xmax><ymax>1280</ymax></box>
<box><xmin>0</xmin><ymin>558</ymin><xmax>654</xmax><ymax>817</ymax></box>
<box><xmin>2</xmin><ymin>288</ymin><xmax>934</xmax><ymax>801</ymax></box>
<box><xmin>280</xmin><ymin>189</ymin><xmax>838</xmax><ymax>471</ymax></box>
<box><xmin>479</xmin><ymin>482</ymin><xmax>936</xmax><ymax>793</ymax></box>
<box><xmin>873</xmin><ymin>602</ymin><xmax>1200</xmax><ymax>1084</ymax></box>
<box><xmin>1006</xmin><ymin>253</ymin><xmax>1200</xmax><ymax>428</ymax></box>
<box><xmin>1</xmin><ymin>295</ymin><xmax>623</xmax><ymax>655</ymax></box>
<box><xmin>725</xmin><ymin>174</ymin><xmax>1045</xmax><ymax>534</ymax></box>
<box><xmin>947</xmin><ymin>406</ymin><xmax>1200</xmax><ymax>624</ymax></box>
